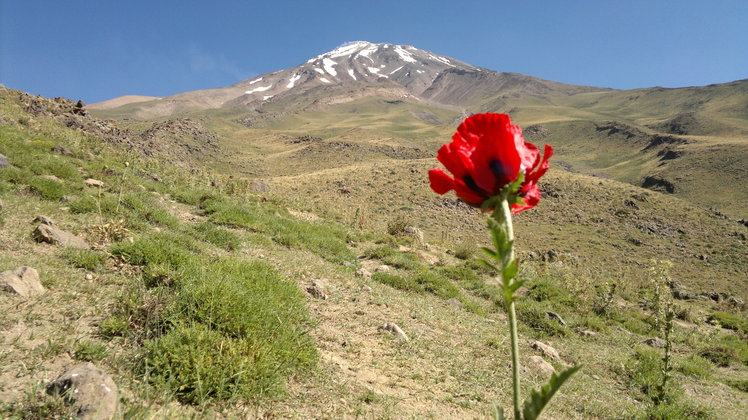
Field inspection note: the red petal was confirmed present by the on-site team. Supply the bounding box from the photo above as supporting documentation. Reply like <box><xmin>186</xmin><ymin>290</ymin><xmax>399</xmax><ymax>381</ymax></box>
<box><xmin>465</xmin><ymin>114</ymin><xmax>523</xmax><ymax>193</ymax></box>
<box><xmin>437</xmin><ymin>143</ymin><xmax>470</xmax><ymax>179</ymax></box>
<box><xmin>453</xmin><ymin>179</ymin><xmax>487</xmax><ymax>206</ymax></box>
<box><xmin>512</xmin><ymin>184</ymin><xmax>541</xmax><ymax>213</ymax></box>
<box><xmin>525</xmin><ymin>144</ymin><xmax>554</xmax><ymax>184</ymax></box>
<box><xmin>429</xmin><ymin>169</ymin><xmax>455</xmax><ymax>194</ymax></box>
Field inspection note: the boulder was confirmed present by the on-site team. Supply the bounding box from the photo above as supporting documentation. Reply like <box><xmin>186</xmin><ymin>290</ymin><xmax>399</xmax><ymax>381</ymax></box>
<box><xmin>0</xmin><ymin>266</ymin><xmax>45</xmax><ymax>297</ymax></box>
<box><xmin>356</xmin><ymin>268</ymin><xmax>372</xmax><ymax>279</ymax></box>
<box><xmin>33</xmin><ymin>224</ymin><xmax>89</xmax><ymax>249</ymax></box>
<box><xmin>403</xmin><ymin>226</ymin><xmax>425</xmax><ymax>246</ymax></box>
<box><xmin>47</xmin><ymin>362</ymin><xmax>119</xmax><ymax>420</ymax></box>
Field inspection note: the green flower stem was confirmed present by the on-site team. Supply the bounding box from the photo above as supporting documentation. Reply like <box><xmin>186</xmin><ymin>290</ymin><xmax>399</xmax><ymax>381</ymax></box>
<box><xmin>497</xmin><ymin>197</ymin><xmax>521</xmax><ymax>419</ymax></box>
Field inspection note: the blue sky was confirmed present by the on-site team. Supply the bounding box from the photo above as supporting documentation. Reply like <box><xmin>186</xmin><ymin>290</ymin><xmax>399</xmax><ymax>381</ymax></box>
<box><xmin>1</xmin><ymin>0</ymin><xmax>746</xmax><ymax>103</ymax></box>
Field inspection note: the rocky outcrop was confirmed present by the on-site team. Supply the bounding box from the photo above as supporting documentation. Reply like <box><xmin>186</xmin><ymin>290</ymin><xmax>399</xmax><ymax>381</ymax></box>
<box><xmin>47</xmin><ymin>363</ymin><xmax>119</xmax><ymax>420</ymax></box>
<box><xmin>0</xmin><ymin>266</ymin><xmax>45</xmax><ymax>297</ymax></box>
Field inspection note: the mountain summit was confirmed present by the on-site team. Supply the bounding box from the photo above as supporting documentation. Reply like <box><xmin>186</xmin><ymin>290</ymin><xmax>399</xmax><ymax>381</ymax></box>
<box><xmin>89</xmin><ymin>41</ymin><xmax>604</xmax><ymax>118</ymax></box>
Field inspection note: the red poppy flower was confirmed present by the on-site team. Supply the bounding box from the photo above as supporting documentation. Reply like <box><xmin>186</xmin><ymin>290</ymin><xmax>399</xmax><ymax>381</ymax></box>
<box><xmin>428</xmin><ymin>113</ymin><xmax>553</xmax><ymax>213</ymax></box>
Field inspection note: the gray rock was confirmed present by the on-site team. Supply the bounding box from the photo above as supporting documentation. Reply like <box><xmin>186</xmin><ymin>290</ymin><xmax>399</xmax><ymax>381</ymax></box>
<box><xmin>529</xmin><ymin>340</ymin><xmax>561</xmax><ymax>361</ymax></box>
<box><xmin>546</xmin><ymin>311</ymin><xmax>567</xmax><ymax>326</ymax></box>
<box><xmin>0</xmin><ymin>266</ymin><xmax>45</xmax><ymax>297</ymax></box>
<box><xmin>84</xmin><ymin>178</ymin><xmax>104</xmax><ymax>188</ymax></box>
<box><xmin>61</xmin><ymin>195</ymin><xmax>78</xmax><ymax>202</ymax></box>
<box><xmin>0</xmin><ymin>153</ymin><xmax>9</xmax><ymax>168</ymax></box>
<box><xmin>33</xmin><ymin>215</ymin><xmax>55</xmax><ymax>226</ymax></box>
<box><xmin>446</xmin><ymin>298</ymin><xmax>462</xmax><ymax>309</ymax></box>
<box><xmin>374</xmin><ymin>264</ymin><xmax>391</xmax><ymax>273</ymax></box>
<box><xmin>47</xmin><ymin>362</ymin><xmax>119</xmax><ymax>420</ymax></box>
<box><xmin>403</xmin><ymin>226</ymin><xmax>425</xmax><ymax>245</ymax></box>
<box><xmin>51</xmin><ymin>145</ymin><xmax>74</xmax><ymax>156</ymax></box>
<box><xmin>644</xmin><ymin>337</ymin><xmax>666</xmax><ymax>348</ymax></box>
<box><xmin>528</xmin><ymin>355</ymin><xmax>556</xmax><ymax>379</ymax></box>
<box><xmin>379</xmin><ymin>322</ymin><xmax>409</xmax><ymax>342</ymax></box>
<box><xmin>359</xmin><ymin>284</ymin><xmax>373</xmax><ymax>292</ymax></box>
<box><xmin>580</xmin><ymin>330</ymin><xmax>598</xmax><ymax>337</ymax></box>
<box><xmin>33</xmin><ymin>224</ymin><xmax>89</xmax><ymax>249</ymax></box>
<box><xmin>39</xmin><ymin>174</ymin><xmax>62</xmax><ymax>182</ymax></box>
<box><xmin>306</xmin><ymin>280</ymin><xmax>329</xmax><ymax>300</ymax></box>
<box><xmin>727</xmin><ymin>296</ymin><xmax>745</xmax><ymax>308</ymax></box>
<box><xmin>356</xmin><ymin>268</ymin><xmax>372</xmax><ymax>279</ymax></box>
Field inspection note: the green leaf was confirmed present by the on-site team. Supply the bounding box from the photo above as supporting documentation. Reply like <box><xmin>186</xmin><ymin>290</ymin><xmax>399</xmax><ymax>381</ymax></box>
<box><xmin>481</xmin><ymin>247</ymin><xmax>498</xmax><ymax>259</ymax></box>
<box><xmin>507</xmin><ymin>278</ymin><xmax>526</xmax><ymax>295</ymax></box>
<box><xmin>522</xmin><ymin>365</ymin><xmax>580</xmax><ymax>420</ymax></box>
<box><xmin>492</xmin><ymin>404</ymin><xmax>505</xmax><ymax>420</ymax></box>
<box><xmin>477</xmin><ymin>258</ymin><xmax>500</xmax><ymax>273</ymax></box>
<box><xmin>503</xmin><ymin>258</ymin><xmax>519</xmax><ymax>281</ymax></box>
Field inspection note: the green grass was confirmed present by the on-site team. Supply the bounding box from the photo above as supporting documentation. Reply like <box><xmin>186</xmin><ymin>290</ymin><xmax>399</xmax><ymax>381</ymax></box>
<box><xmin>60</xmin><ymin>248</ymin><xmax>107</xmax><ymax>271</ymax></box>
<box><xmin>201</xmin><ymin>197</ymin><xmax>354</xmax><ymax>264</ymax></box>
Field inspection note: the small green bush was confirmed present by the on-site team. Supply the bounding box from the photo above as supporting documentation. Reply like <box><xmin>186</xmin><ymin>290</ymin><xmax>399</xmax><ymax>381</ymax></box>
<box><xmin>27</xmin><ymin>176</ymin><xmax>71</xmax><ymax>201</ymax></box>
<box><xmin>61</xmin><ymin>248</ymin><xmax>107</xmax><ymax>271</ymax></box>
<box><xmin>516</xmin><ymin>299</ymin><xmax>568</xmax><ymax>337</ymax></box>
<box><xmin>708</xmin><ymin>311</ymin><xmax>748</xmax><ymax>334</ymax></box>
<box><xmin>73</xmin><ymin>341</ymin><xmax>108</xmax><ymax>362</ymax></box>
<box><xmin>698</xmin><ymin>345</ymin><xmax>736</xmax><ymax>367</ymax></box>
<box><xmin>373</xmin><ymin>272</ymin><xmax>420</xmax><ymax>293</ymax></box>
<box><xmin>677</xmin><ymin>354</ymin><xmax>714</xmax><ymax>379</ymax></box>
<box><xmin>189</xmin><ymin>222</ymin><xmax>241</xmax><ymax>250</ymax></box>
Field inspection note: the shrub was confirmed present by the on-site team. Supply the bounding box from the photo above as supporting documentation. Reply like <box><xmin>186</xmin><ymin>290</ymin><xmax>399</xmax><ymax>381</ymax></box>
<box><xmin>189</xmin><ymin>222</ymin><xmax>241</xmax><ymax>250</ymax></box>
<box><xmin>61</xmin><ymin>248</ymin><xmax>107</xmax><ymax>271</ymax></box>
<box><xmin>708</xmin><ymin>311</ymin><xmax>748</xmax><ymax>334</ymax></box>
<box><xmin>698</xmin><ymin>345</ymin><xmax>736</xmax><ymax>367</ymax></box>
<box><xmin>677</xmin><ymin>354</ymin><xmax>714</xmax><ymax>379</ymax></box>
<box><xmin>516</xmin><ymin>299</ymin><xmax>568</xmax><ymax>337</ymax></box>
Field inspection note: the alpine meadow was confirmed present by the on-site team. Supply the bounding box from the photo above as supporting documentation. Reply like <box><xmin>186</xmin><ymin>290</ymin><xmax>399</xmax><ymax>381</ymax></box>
<box><xmin>0</xmin><ymin>40</ymin><xmax>746</xmax><ymax>419</ymax></box>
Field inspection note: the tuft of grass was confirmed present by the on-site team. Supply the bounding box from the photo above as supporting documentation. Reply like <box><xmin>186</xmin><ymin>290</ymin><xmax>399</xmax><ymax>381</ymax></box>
<box><xmin>188</xmin><ymin>222</ymin><xmax>241</xmax><ymax>250</ymax></box>
<box><xmin>516</xmin><ymin>299</ymin><xmax>569</xmax><ymax>337</ymax></box>
<box><xmin>708</xmin><ymin>311</ymin><xmax>748</xmax><ymax>334</ymax></box>
<box><xmin>677</xmin><ymin>354</ymin><xmax>714</xmax><ymax>379</ymax></box>
<box><xmin>61</xmin><ymin>248</ymin><xmax>107</xmax><ymax>271</ymax></box>
<box><xmin>698</xmin><ymin>345</ymin><xmax>736</xmax><ymax>367</ymax></box>
<box><xmin>202</xmin><ymin>197</ymin><xmax>353</xmax><ymax>264</ymax></box>
<box><xmin>73</xmin><ymin>340</ymin><xmax>108</xmax><ymax>362</ymax></box>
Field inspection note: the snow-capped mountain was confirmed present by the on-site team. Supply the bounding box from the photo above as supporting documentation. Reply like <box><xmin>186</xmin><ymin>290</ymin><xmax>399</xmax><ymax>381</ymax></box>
<box><xmin>92</xmin><ymin>41</ymin><xmax>606</xmax><ymax>118</ymax></box>
<box><xmin>233</xmin><ymin>41</ymin><xmax>480</xmax><ymax>102</ymax></box>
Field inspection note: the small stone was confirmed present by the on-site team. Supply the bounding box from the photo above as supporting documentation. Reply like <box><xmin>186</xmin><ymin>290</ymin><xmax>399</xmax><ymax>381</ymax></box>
<box><xmin>342</xmin><ymin>261</ymin><xmax>355</xmax><ymax>268</ymax></box>
<box><xmin>360</xmin><ymin>285</ymin><xmax>373</xmax><ymax>292</ymax></box>
<box><xmin>416</xmin><ymin>250</ymin><xmax>440</xmax><ymax>265</ymax></box>
<box><xmin>375</xmin><ymin>264</ymin><xmax>391</xmax><ymax>273</ymax></box>
<box><xmin>61</xmin><ymin>195</ymin><xmax>78</xmax><ymax>202</ymax></box>
<box><xmin>356</xmin><ymin>268</ymin><xmax>372</xmax><ymax>279</ymax></box>
<box><xmin>446</xmin><ymin>298</ymin><xmax>462</xmax><ymax>309</ymax></box>
<box><xmin>528</xmin><ymin>355</ymin><xmax>556</xmax><ymax>379</ymax></box>
<box><xmin>306</xmin><ymin>281</ymin><xmax>328</xmax><ymax>300</ymax></box>
<box><xmin>84</xmin><ymin>178</ymin><xmax>104</xmax><ymax>188</ymax></box>
<box><xmin>39</xmin><ymin>174</ymin><xmax>62</xmax><ymax>182</ymax></box>
<box><xmin>403</xmin><ymin>226</ymin><xmax>425</xmax><ymax>246</ymax></box>
<box><xmin>85</xmin><ymin>274</ymin><xmax>94</xmax><ymax>281</ymax></box>
<box><xmin>580</xmin><ymin>330</ymin><xmax>598</xmax><ymax>337</ymax></box>
<box><xmin>0</xmin><ymin>266</ymin><xmax>45</xmax><ymax>297</ymax></box>
<box><xmin>529</xmin><ymin>340</ymin><xmax>561</xmax><ymax>361</ymax></box>
<box><xmin>47</xmin><ymin>362</ymin><xmax>119</xmax><ymax>420</ymax></box>
<box><xmin>33</xmin><ymin>215</ymin><xmax>55</xmax><ymax>226</ymax></box>
<box><xmin>51</xmin><ymin>145</ymin><xmax>74</xmax><ymax>156</ymax></box>
<box><xmin>33</xmin><ymin>224</ymin><xmax>89</xmax><ymax>249</ymax></box>
<box><xmin>0</xmin><ymin>153</ymin><xmax>9</xmax><ymax>168</ymax></box>
<box><xmin>644</xmin><ymin>337</ymin><xmax>665</xmax><ymax>348</ymax></box>
<box><xmin>379</xmin><ymin>322</ymin><xmax>409</xmax><ymax>342</ymax></box>
<box><xmin>546</xmin><ymin>311</ymin><xmax>567</xmax><ymax>326</ymax></box>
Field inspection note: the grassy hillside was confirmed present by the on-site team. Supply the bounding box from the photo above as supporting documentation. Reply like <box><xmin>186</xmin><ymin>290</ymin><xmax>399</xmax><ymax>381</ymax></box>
<box><xmin>3</xmin><ymin>88</ymin><xmax>747</xmax><ymax>418</ymax></box>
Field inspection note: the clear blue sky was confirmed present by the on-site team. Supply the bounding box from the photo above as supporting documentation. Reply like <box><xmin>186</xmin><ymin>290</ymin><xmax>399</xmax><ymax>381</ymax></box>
<box><xmin>1</xmin><ymin>0</ymin><xmax>746</xmax><ymax>103</ymax></box>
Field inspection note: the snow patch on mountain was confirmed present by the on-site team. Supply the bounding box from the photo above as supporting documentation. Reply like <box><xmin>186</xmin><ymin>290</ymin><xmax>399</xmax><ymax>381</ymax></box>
<box><xmin>286</xmin><ymin>74</ymin><xmax>301</xmax><ymax>89</ymax></box>
<box><xmin>248</xmin><ymin>77</ymin><xmax>263</xmax><ymax>85</ymax></box>
<box><xmin>320</xmin><ymin>78</ymin><xmax>331</xmax><ymax>83</ymax></box>
<box><xmin>394</xmin><ymin>45</ymin><xmax>417</xmax><ymax>63</ymax></box>
<box><xmin>389</xmin><ymin>66</ymin><xmax>404</xmax><ymax>75</ymax></box>
<box><xmin>245</xmin><ymin>84</ymin><xmax>272</xmax><ymax>94</ymax></box>
<box><xmin>323</xmin><ymin>58</ymin><xmax>338</xmax><ymax>77</ymax></box>
<box><xmin>348</xmin><ymin>69</ymin><xmax>357</xmax><ymax>80</ymax></box>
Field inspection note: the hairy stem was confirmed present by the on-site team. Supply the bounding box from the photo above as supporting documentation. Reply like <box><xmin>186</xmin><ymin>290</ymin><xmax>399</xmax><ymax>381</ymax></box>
<box><xmin>497</xmin><ymin>198</ymin><xmax>521</xmax><ymax>419</ymax></box>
